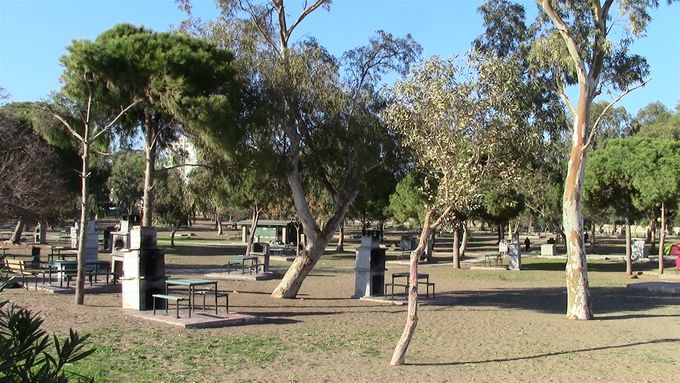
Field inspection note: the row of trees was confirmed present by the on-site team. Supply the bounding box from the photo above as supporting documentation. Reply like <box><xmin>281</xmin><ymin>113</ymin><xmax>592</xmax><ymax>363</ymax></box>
<box><xmin>1</xmin><ymin>0</ymin><xmax>678</xmax><ymax>366</ymax></box>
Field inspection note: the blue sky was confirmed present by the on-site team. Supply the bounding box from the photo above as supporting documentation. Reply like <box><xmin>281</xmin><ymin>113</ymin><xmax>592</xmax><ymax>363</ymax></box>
<box><xmin>1</xmin><ymin>0</ymin><xmax>679</xmax><ymax>116</ymax></box>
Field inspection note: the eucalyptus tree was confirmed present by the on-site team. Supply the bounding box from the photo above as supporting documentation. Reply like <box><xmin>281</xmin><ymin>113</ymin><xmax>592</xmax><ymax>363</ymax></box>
<box><xmin>588</xmin><ymin>101</ymin><xmax>632</xmax><ymax>149</ymax></box>
<box><xmin>385</xmin><ymin>54</ymin><xmax>546</xmax><ymax>365</ymax></box>
<box><xmin>477</xmin><ymin>0</ymin><xmax>675</xmax><ymax>320</ymax></box>
<box><xmin>181</xmin><ymin>0</ymin><xmax>421</xmax><ymax>298</ymax></box>
<box><xmin>62</xmin><ymin>24</ymin><xmax>241</xmax><ymax>227</ymax></box>
<box><xmin>635</xmin><ymin>102</ymin><xmax>680</xmax><ymax>140</ymax></box>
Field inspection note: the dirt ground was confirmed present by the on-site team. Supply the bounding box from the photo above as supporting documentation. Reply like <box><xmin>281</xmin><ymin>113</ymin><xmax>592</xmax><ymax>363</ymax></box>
<box><xmin>2</xmin><ymin>223</ymin><xmax>680</xmax><ymax>382</ymax></box>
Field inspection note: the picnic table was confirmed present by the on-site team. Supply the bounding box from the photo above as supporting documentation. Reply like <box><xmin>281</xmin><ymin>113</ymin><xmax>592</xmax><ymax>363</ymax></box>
<box><xmin>221</xmin><ymin>255</ymin><xmax>259</xmax><ymax>274</ymax></box>
<box><xmin>165</xmin><ymin>279</ymin><xmax>220</xmax><ymax>314</ymax></box>
<box><xmin>385</xmin><ymin>272</ymin><xmax>435</xmax><ymax>299</ymax></box>
<box><xmin>269</xmin><ymin>244</ymin><xmax>296</xmax><ymax>256</ymax></box>
<box><xmin>49</xmin><ymin>246</ymin><xmax>78</xmax><ymax>262</ymax></box>
<box><xmin>47</xmin><ymin>260</ymin><xmax>113</xmax><ymax>287</ymax></box>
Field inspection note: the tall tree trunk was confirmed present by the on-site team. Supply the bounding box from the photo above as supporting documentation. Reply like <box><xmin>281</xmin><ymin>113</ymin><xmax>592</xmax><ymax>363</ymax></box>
<box><xmin>562</xmin><ymin>92</ymin><xmax>593</xmax><ymax>321</ymax></box>
<box><xmin>75</xmin><ymin>135</ymin><xmax>90</xmax><ymax>305</ymax></box>
<box><xmin>650</xmin><ymin>217</ymin><xmax>657</xmax><ymax>254</ymax></box>
<box><xmin>216</xmin><ymin>217</ymin><xmax>223</xmax><ymax>236</ymax></box>
<box><xmin>625</xmin><ymin>215</ymin><xmax>632</xmax><ymax>275</ymax></box>
<box><xmin>452</xmin><ymin>226</ymin><xmax>461</xmax><ymax>269</ymax></box>
<box><xmin>10</xmin><ymin>219</ymin><xmax>24</xmax><ymax>244</ymax></box>
<box><xmin>141</xmin><ymin>123</ymin><xmax>157</xmax><ymax>227</ymax></box>
<box><xmin>459</xmin><ymin>221</ymin><xmax>468</xmax><ymax>257</ymax></box>
<box><xmin>590</xmin><ymin>222</ymin><xmax>595</xmax><ymax>253</ymax></box>
<box><xmin>424</xmin><ymin>230</ymin><xmax>436</xmax><ymax>263</ymax></box>
<box><xmin>390</xmin><ymin>210</ymin><xmax>438</xmax><ymax>365</ymax></box>
<box><xmin>336</xmin><ymin>223</ymin><xmax>344</xmax><ymax>252</ymax></box>
<box><xmin>246</xmin><ymin>206</ymin><xmax>260</xmax><ymax>256</ymax></box>
<box><xmin>170</xmin><ymin>229</ymin><xmax>176</xmax><ymax>247</ymax></box>
<box><xmin>497</xmin><ymin>224</ymin><xmax>502</xmax><ymax>243</ymax></box>
<box><xmin>658</xmin><ymin>201</ymin><xmax>666</xmax><ymax>275</ymax></box>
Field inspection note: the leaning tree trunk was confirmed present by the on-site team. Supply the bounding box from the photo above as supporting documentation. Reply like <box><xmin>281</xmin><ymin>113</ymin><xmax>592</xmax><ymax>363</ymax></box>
<box><xmin>390</xmin><ymin>210</ymin><xmax>433</xmax><ymax>366</ymax></box>
<box><xmin>658</xmin><ymin>201</ymin><xmax>666</xmax><ymax>275</ymax></box>
<box><xmin>271</xmin><ymin>166</ymin><xmax>357</xmax><ymax>298</ymax></box>
<box><xmin>75</xmin><ymin>136</ymin><xmax>90</xmax><ymax>305</ymax></box>
<box><xmin>10</xmin><ymin>219</ymin><xmax>24</xmax><ymax>244</ymax></box>
<box><xmin>336</xmin><ymin>223</ymin><xmax>344</xmax><ymax>252</ymax></box>
<box><xmin>170</xmin><ymin>229</ymin><xmax>176</xmax><ymax>247</ymax></box>
<box><xmin>562</xmin><ymin>96</ymin><xmax>593</xmax><ymax>321</ymax></box>
<box><xmin>625</xmin><ymin>215</ymin><xmax>632</xmax><ymax>275</ymax></box>
<box><xmin>452</xmin><ymin>226</ymin><xmax>461</xmax><ymax>269</ymax></box>
<box><xmin>141</xmin><ymin>123</ymin><xmax>157</xmax><ymax>227</ymax></box>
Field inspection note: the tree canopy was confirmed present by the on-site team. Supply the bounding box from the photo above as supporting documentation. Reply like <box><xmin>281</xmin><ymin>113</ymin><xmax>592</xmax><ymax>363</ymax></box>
<box><xmin>60</xmin><ymin>23</ymin><xmax>242</xmax><ymax>226</ymax></box>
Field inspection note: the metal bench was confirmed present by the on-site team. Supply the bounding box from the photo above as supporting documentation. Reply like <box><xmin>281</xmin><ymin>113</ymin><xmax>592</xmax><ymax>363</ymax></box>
<box><xmin>152</xmin><ymin>294</ymin><xmax>191</xmax><ymax>318</ymax></box>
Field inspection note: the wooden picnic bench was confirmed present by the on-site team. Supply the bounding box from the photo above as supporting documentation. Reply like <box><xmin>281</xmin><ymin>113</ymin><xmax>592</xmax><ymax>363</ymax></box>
<box><xmin>4</xmin><ymin>259</ymin><xmax>48</xmax><ymax>290</ymax></box>
<box><xmin>152</xmin><ymin>294</ymin><xmax>191</xmax><ymax>318</ymax></box>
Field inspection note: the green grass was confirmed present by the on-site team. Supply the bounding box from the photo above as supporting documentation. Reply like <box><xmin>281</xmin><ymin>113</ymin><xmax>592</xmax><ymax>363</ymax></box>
<box><xmin>64</xmin><ymin>325</ymin><xmax>397</xmax><ymax>382</ymax></box>
<box><xmin>65</xmin><ymin>327</ymin><xmax>288</xmax><ymax>383</ymax></box>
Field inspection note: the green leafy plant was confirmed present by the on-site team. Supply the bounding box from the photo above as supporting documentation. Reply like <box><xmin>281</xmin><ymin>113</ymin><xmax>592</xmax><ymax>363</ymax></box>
<box><xmin>0</xmin><ymin>282</ymin><xmax>95</xmax><ymax>382</ymax></box>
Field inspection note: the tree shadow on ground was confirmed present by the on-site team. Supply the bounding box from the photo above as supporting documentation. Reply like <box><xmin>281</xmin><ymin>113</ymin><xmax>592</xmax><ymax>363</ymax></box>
<box><xmin>164</xmin><ymin>244</ymin><xmax>246</xmax><ymax>257</ymax></box>
<box><xmin>520</xmin><ymin>259</ymin><xmax>673</xmax><ymax>273</ymax></box>
<box><xmin>407</xmin><ymin>338</ymin><xmax>680</xmax><ymax>366</ymax></box>
<box><xmin>431</xmin><ymin>286</ymin><xmax>680</xmax><ymax>317</ymax></box>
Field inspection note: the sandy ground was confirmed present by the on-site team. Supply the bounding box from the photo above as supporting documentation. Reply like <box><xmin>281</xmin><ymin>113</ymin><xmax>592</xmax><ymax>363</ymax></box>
<box><xmin>2</xmin><ymin>224</ymin><xmax>680</xmax><ymax>382</ymax></box>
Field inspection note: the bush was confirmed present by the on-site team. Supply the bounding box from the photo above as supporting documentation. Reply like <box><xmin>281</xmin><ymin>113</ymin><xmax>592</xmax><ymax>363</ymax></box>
<box><xmin>0</xmin><ymin>276</ymin><xmax>95</xmax><ymax>382</ymax></box>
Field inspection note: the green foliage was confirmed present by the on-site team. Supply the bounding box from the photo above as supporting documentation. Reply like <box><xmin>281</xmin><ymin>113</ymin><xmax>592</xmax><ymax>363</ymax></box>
<box><xmin>629</xmin><ymin>139</ymin><xmax>680</xmax><ymax>210</ymax></box>
<box><xmin>635</xmin><ymin>102</ymin><xmax>680</xmax><ymax>140</ymax></box>
<box><xmin>61</xmin><ymin>22</ymin><xmax>241</xmax><ymax>155</ymax></box>
<box><xmin>385</xmin><ymin>55</ymin><xmax>545</xmax><ymax>222</ymax></box>
<box><xmin>0</xmin><ymin>300</ymin><xmax>95</xmax><ymax>382</ymax></box>
<box><xmin>388</xmin><ymin>173</ymin><xmax>425</xmax><ymax>227</ymax></box>
<box><xmin>588</xmin><ymin>101</ymin><xmax>632</xmax><ymax>149</ymax></box>
<box><xmin>107</xmin><ymin>151</ymin><xmax>145</xmax><ymax>214</ymax></box>
<box><xmin>154</xmin><ymin>169</ymin><xmax>191</xmax><ymax>230</ymax></box>
<box><xmin>478</xmin><ymin>188</ymin><xmax>525</xmax><ymax>227</ymax></box>
<box><xmin>584</xmin><ymin>138</ymin><xmax>643</xmax><ymax>222</ymax></box>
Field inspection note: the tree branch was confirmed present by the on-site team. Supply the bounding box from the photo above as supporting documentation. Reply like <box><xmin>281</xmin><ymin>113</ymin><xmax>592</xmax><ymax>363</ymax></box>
<box><xmin>91</xmin><ymin>100</ymin><xmax>140</xmax><ymax>142</ymax></box>
<box><xmin>583</xmin><ymin>79</ymin><xmax>650</xmax><ymax>151</ymax></box>
<box><xmin>46</xmin><ymin>107</ymin><xmax>84</xmax><ymax>143</ymax></box>
<box><xmin>538</xmin><ymin>0</ymin><xmax>588</xmax><ymax>83</ymax></box>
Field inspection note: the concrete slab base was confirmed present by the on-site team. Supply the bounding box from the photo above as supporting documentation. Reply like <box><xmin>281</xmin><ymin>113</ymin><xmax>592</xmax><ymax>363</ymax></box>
<box><xmin>626</xmin><ymin>281</ymin><xmax>680</xmax><ymax>294</ymax></box>
<box><xmin>126</xmin><ymin>310</ymin><xmax>263</xmax><ymax>329</ymax></box>
<box><xmin>34</xmin><ymin>282</ymin><xmax>120</xmax><ymax>294</ymax></box>
<box><xmin>356</xmin><ymin>295</ymin><xmax>456</xmax><ymax>306</ymax></box>
<box><xmin>358</xmin><ymin>296</ymin><xmax>407</xmax><ymax>305</ymax></box>
<box><xmin>204</xmin><ymin>271</ymin><xmax>278</xmax><ymax>281</ymax></box>
<box><xmin>469</xmin><ymin>266</ymin><xmax>508</xmax><ymax>271</ymax></box>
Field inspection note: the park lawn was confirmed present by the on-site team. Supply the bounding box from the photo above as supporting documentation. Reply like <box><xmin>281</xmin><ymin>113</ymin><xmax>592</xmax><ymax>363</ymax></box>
<box><xmin>3</xmin><ymin>229</ymin><xmax>680</xmax><ymax>382</ymax></box>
